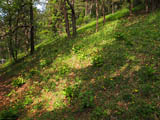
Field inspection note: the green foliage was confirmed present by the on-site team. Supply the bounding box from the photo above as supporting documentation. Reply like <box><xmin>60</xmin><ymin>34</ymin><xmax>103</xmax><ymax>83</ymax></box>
<box><xmin>114</xmin><ymin>32</ymin><xmax>125</xmax><ymax>41</ymax></box>
<box><xmin>40</xmin><ymin>74</ymin><xmax>51</xmax><ymax>82</ymax></box>
<box><xmin>83</xmin><ymin>16</ymin><xmax>90</xmax><ymax>24</ymax></box>
<box><xmin>72</xmin><ymin>45</ymin><xmax>83</xmax><ymax>54</ymax></box>
<box><xmin>122</xmin><ymin>93</ymin><xmax>133</xmax><ymax>102</ymax></box>
<box><xmin>7</xmin><ymin>90</ymin><xmax>16</xmax><ymax>97</ymax></box>
<box><xmin>91</xmin><ymin>107</ymin><xmax>104</xmax><ymax>119</ymax></box>
<box><xmin>33</xmin><ymin>102</ymin><xmax>43</xmax><ymax>110</ymax></box>
<box><xmin>30</xmin><ymin>69</ymin><xmax>40</xmax><ymax>75</ymax></box>
<box><xmin>40</xmin><ymin>59</ymin><xmax>52</xmax><ymax>68</ymax></box>
<box><xmin>107</xmin><ymin>8</ymin><xmax>129</xmax><ymax>21</ymax></box>
<box><xmin>58</xmin><ymin>65</ymin><xmax>70</xmax><ymax>75</ymax></box>
<box><xmin>0</xmin><ymin>108</ymin><xmax>19</xmax><ymax>120</ymax></box>
<box><xmin>114</xmin><ymin>106</ymin><xmax>125</xmax><ymax>116</ymax></box>
<box><xmin>77</xmin><ymin>15</ymin><xmax>93</xmax><ymax>26</ymax></box>
<box><xmin>23</xmin><ymin>95</ymin><xmax>33</xmax><ymax>105</ymax></box>
<box><xmin>64</xmin><ymin>84</ymin><xmax>80</xmax><ymax>102</ymax></box>
<box><xmin>28</xmin><ymin>69</ymin><xmax>40</xmax><ymax>78</ymax></box>
<box><xmin>138</xmin><ymin>65</ymin><xmax>158</xmax><ymax>83</ymax></box>
<box><xmin>134</xmin><ymin>102</ymin><xmax>156</xmax><ymax>119</ymax></box>
<box><xmin>132</xmin><ymin>4</ymin><xmax>145</xmax><ymax>13</ymax></box>
<box><xmin>77</xmin><ymin>16</ymin><xmax>84</xmax><ymax>26</ymax></box>
<box><xmin>140</xmin><ymin>84</ymin><xmax>153</xmax><ymax>98</ymax></box>
<box><xmin>43</xmin><ymin>82</ymin><xmax>56</xmax><ymax>92</ymax></box>
<box><xmin>1</xmin><ymin>2</ymin><xmax>160</xmax><ymax>120</ymax></box>
<box><xmin>104</xmin><ymin>78</ymin><xmax>116</xmax><ymax>89</ymax></box>
<box><xmin>0</xmin><ymin>103</ymin><xmax>24</xmax><ymax>120</ymax></box>
<box><xmin>64</xmin><ymin>86</ymin><xmax>94</xmax><ymax>109</ymax></box>
<box><xmin>79</xmin><ymin>91</ymin><xmax>94</xmax><ymax>109</ymax></box>
<box><xmin>49</xmin><ymin>82</ymin><xmax>56</xmax><ymax>91</ymax></box>
<box><xmin>12</xmin><ymin>76</ymin><xmax>26</xmax><ymax>87</ymax></box>
<box><xmin>40</xmin><ymin>59</ymin><xmax>47</xmax><ymax>67</ymax></box>
<box><xmin>125</xmin><ymin>40</ymin><xmax>134</xmax><ymax>46</ymax></box>
<box><xmin>91</xmin><ymin>55</ymin><xmax>104</xmax><ymax>67</ymax></box>
<box><xmin>104</xmin><ymin>76</ymin><xmax>123</xmax><ymax>89</ymax></box>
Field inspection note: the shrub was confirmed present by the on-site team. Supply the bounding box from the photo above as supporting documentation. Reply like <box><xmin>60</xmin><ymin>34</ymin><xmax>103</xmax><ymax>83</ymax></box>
<box><xmin>138</xmin><ymin>66</ymin><xmax>158</xmax><ymax>83</ymax></box>
<box><xmin>49</xmin><ymin>82</ymin><xmax>56</xmax><ymax>91</ymax></box>
<box><xmin>58</xmin><ymin>65</ymin><xmax>70</xmax><ymax>75</ymax></box>
<box><xmin>122</xmin><ymin>93</ymin><xmax>133</xmax><ymax>102</ymax></box>
<box><xmin>28</xmin><ymin>69</ymin><xmax>40</xmax><ymax>79</ymax></box>
<box><xmin>40</xmin><ymin>59</ymin><xmax>52</xmax><ymax>68</ymax></box>
<box><xmin>104</xmin><ymin>78</ymin><xmax>116</xmax><ymax>89</ymax></box>
<box><xmin>33</xmin><ymin>102</ymin><xmax>43</xmax><ymax>110</ymax></box>
<box><xmin>72</xmin><ymin>45</ymin><xmax>83</xmax><ymax>54</ymax></box>
<box><xmin>135</xmin><ymin>102</ymin><xmax>156</xmax><ymax>119</ymax></box>
<box><xmin>77</xmin><ymin>16</ymin><xmax>84</xmax><ymax>26</ymax></box>
<box><xmin>43</xmin><ymin>82</ymin><xmax>56</xmax><ymax>92</ymax></box>
<box><xmin>12</xmin><ymin>77</ymin><xmax>26</xmax><ymax>87</ymax></box>
<box><xmin>64</xmin><ymin>84</ymin><xmax>80</xmax><ymax>102</ymax></box>
<box><xmin>40</xmin><ymin>74</ymin><xmax>50</xmax><ymax>82</ymax></box>
<box><xmin>141</xmin><ymin>84</ymin><xmax>153</xmax><ymax>98</ymax></box>
<box><xmin>91</xmin><ymin>55</ymin><xmax>104</xmax><ymax>67</ymax></box>
<box><xmin>83</xmin><ymin>16</ymin><xmax>90</xmax><ymax>24</ymax></box>
<box><xmin>23</xmin><ymin>95</ymin><xmax>33</xmax><ymax>105</ymax></box>
<box><xmin>40</xmin><ymin>59</ymin><xmax>47</xmax><ymax>67</ymax></box>
<box><xmin>0</xmin><ymin>108</ymin><xmax>19</xmax><ymax>120</ymax></box>
<box><xmin>125</xmin><ymin>40</ymin><xmax>133</xmax><ymax>46</ymax></box>
<box><xmin>79</xmin><ymin>91</ymin><xmax>94</xmax><ymax>109</ymax></box>
<box><xmin>0</xmin><ymin>103</ymin><xmax>24</xmax><ymax>120</ymax></box>
<box><xmin>91</xmin><ymin>107</ymin><xmax>104</xmax><ymax>120</ymax></box>
<box><xmin>114</xmin><ymin>32</ymin><xmax>125</xmax><ymax>41</ymax></box>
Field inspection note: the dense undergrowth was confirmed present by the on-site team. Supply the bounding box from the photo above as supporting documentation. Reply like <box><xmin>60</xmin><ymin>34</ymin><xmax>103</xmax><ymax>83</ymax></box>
<box><xmin>0</xmin><ymin>7</ymin><xmax>160</xmax><ymax>120</ymax></box>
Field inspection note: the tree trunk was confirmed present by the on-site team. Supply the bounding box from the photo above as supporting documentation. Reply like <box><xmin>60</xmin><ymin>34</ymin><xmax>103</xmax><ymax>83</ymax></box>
<box><xmin>145</xmin><ymin>0</ymin><xmax>149</xmax><ymax>13</ymax></box>
<box><xmin>8</xmin><ymin>16</ymin><xmax>15</xmax><ymax>61</ymax></box>
<box><xmin>151</xmin><ymin>0</ymin><xmax>156</xmax><ymax>11</ymax></box>
<box><xmin>96</xmin><ymin>0</ymin><xmax>98</xmax><ymax>32</ymax></box>
<box><xmin>66</xmin><ymin>0</ymin><xmax>77</xmax><ymax>36</ymax></box>
<box><xmin>7</xmin><ymin>0</ymin><xmax>17</xmax><ymax>62</ymax></box>
<box><xmin>63</xmin><ymin>0</ymin><xmax>71</xmax><ymax>37</ymax></box>
<box><xmin>30</xmin><ymin>0</ymin><xmax>34</xmax><ymax>55</ymax></box>
<box><xmin>85</xmin><ymin>0</ymin><xmax>88</xmax><ymax>16</ymax></box>
<box><xmin>129</xmin><ymin>0</ymin><xmax>133</xmax><ymax>15</ymax></box>
<box><xmin>112</xmin><ymin>1</ymin><xmax>114</xmax><ymax>14</ymax></box>
<box><xmin>89</xmin><ymin>0</ymin><xmax>94</xmax><ymax>15</ymax></box>
<box><xmin>102</xmin><ymin>0</ymin><xmax>106</xmax><ymax>25</ymax></box>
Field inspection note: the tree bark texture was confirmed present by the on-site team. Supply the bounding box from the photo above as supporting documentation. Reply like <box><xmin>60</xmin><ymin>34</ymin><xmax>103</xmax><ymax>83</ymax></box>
<box><xmin>96</xmin><ymin>0</ymin><xmax>98</xmax><ymax>32</ymax></box>
<box><xmin>30</xmin><ymin>0</ymin><xmax>34</xmax><ymax>55</ymax></box>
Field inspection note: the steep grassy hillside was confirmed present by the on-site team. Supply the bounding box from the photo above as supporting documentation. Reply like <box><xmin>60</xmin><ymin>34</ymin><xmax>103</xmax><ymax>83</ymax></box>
<box><xmin>0</xmin><ymin>9</ymin><xmax>160</xmax><ymax>120</ymax></box>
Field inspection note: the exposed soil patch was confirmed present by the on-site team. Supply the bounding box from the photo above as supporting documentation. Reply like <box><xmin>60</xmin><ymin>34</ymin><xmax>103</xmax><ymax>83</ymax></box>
<box><xmin>0</xmin><ymin>76</ymin><xmax>13</xmax><ymax>110</ymax></box>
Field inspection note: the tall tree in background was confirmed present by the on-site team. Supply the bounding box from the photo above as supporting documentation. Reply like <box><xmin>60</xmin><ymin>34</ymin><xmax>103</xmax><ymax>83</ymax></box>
<box><xmin>145</xmin><ymin>0</ymin><xmax>149</xmax><ymax>13</ymax></box>
<box><xmin>96</xmin><ymin>0</ymin><xmax>99</xmax><ymax>32</ymax></box>
<box><xmin>128</xmin><ymin>0</ymin><xmax>133</xmax><ymax>15</ymax></box>
<box><xmin>112</xmin><ymin>0</ymin><xmax>115</xmax><ymax>14</ymax></box>
<box><xmin>30</xmin><ymin>0</ymin><xmax>35</xmax><ymax>54</ymax></box>
<box><xmin>102</xmin><ymin>0</ymin><xmax>106</xmax><ymax>25</ymax></box>
<box><xmin>85</xmin><ymin>0</ymin><xmax>89</xmax><ymax>16</ymax></box>
<box><xmin>62</xmin><ymin>0</ymin><xmax>70</xmax><ymax>37</ymax></box>
<box><xmin>66</xmin><ymin>0</ymin><xmax>77</xmax><ymax>36</ymax></box>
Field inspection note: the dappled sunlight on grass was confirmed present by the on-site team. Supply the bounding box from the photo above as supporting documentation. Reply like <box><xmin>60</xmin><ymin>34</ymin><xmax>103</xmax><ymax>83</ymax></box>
<box><xmin>1</xmin><ymin>8</ymin><xmax>160</xmax><ymax>120</ymax></box>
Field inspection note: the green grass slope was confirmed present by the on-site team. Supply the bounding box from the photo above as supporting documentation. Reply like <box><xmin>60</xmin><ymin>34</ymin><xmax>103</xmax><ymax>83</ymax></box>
<box><xmin>0</xmin><ymin>9</ymin><xmax>160</xmax><ymax>120</ymax></box>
